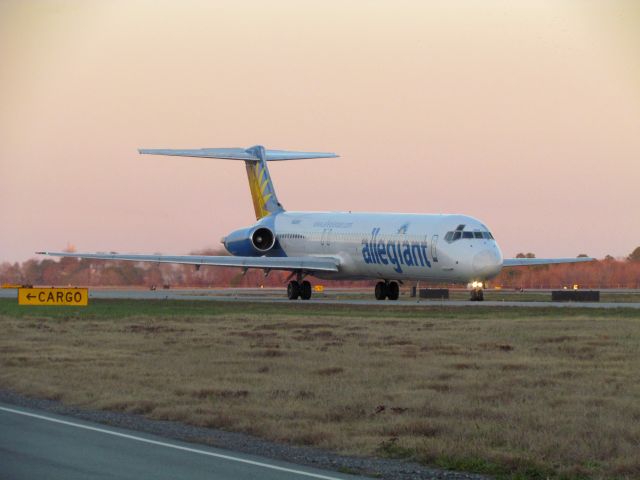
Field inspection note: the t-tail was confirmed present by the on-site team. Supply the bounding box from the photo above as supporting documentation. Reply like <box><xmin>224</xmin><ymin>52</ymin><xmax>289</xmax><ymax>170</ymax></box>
<box><xmin>139</xmin><ymin>145</ymin><xmax>338</xmax><ymax>220</ymax></box>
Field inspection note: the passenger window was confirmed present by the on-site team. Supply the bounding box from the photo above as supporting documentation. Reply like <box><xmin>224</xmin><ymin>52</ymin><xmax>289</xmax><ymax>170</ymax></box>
<box><xmin>462</xmin><ymin>232</ymin><xmax>473</xmax><ymax>239</ymax></box>
<box><xmin>474</xmin><ymin>232</ymin><xmax>483</xmax><ymax>239</ymax></box>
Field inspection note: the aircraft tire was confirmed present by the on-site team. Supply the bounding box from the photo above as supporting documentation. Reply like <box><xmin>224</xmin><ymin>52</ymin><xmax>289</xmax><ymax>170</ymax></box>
<box><xmin>287</xmin><ymin>281</ymin><xmax>301</xmax><ymax>300</ymax></box>
<box><xmin>388</xmin><ymin>281</ymin><xmax>400</xmax><ymax>300</ymax></box>
<box><xmin>300</xmin><ymin>280</ymin><xmax>312</xmax><ymax>300</ymax></box>
<box><xmin>374</xmin><ymin>281</ymin><xmax>387</xmax><ymax>300</ymax></box>
<box><xmin>470</xmin><ymin>289</ymin><xmax>484</xmax><ymax>301</ymax></box>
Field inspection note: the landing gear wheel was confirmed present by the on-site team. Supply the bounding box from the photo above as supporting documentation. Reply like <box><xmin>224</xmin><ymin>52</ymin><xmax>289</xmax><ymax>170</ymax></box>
<box><xmin>300</xmin><ymin>280</ymin><xmax>312</xmax><ymax>300</ymax></box>
<box><xmin>287</xmin><ymin>281</ymin><xmax>300</xmax><ymax>300</ymax></box>
<box><xmin>470</xmin><ymin>289</ymin><xmax>484</xmax><ymax>301</ymax></box>
<box><xmin>375</xmin><ymin>281</ymin><xmax>387</xmax><ymax>300</ymax></box>
<box><xmin>387</xmin><ymin>281</ymin><xmax>400</xmax><ymax>300</ymax></box>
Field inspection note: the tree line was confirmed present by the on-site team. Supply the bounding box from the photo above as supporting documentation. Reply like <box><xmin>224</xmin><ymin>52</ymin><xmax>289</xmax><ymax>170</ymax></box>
<box><xmin>1</xmin><ymin>247</ymin><xmax>639</xmax><ymax>289</ymax></box>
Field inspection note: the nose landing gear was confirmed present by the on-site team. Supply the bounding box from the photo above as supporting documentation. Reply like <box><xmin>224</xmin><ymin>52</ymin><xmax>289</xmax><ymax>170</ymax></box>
<box><xmin>374</xmin><ymin>281</ymin><xmax>400</xmax><ymax>300</ymax></box>
<box><xmin>470</xmin><ymin>289</ymin><xmax>484</xmax><ymax>301</ymax></box>
<box><xmin>287</xmin><ymin>279</ymin><xmax>312</xmax><ymax>300</ymax></box>
<box><xmin>469</xmin><ymin>281</ymin><xmax>484</xmax><ymax>301</ymax></box>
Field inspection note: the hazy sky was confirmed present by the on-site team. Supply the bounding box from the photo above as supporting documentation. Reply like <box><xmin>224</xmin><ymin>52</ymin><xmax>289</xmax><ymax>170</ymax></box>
<box><xmin>1</xmin><ymin>0</ymin><xmax>639</xmax><ymax>262</ymax></box>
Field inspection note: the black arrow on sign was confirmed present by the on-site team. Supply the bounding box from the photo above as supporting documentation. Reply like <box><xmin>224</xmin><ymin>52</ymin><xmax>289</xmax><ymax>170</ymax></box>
<box><xmin>26</xmin><ymin>293</ymin><xmax>36</xmax><ymax>300</ymax></box>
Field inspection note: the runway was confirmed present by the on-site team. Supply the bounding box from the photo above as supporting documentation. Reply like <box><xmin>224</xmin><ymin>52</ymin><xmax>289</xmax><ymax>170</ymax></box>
<box><xmin>0</xmin><ymin>403</ymin><xmax>368</xmax><ymax>480</ymax></box>
<box><xmin>2</xmin><ymin>288</ymin><xmax>639</xmax><ymax>308</ymax></box>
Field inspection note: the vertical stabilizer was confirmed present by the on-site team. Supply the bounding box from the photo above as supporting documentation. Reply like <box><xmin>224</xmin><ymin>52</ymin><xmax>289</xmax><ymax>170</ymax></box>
<box><xmin>243</xmin><ymin>145</ymin><xmax>284</xmax><ymax>220</ymax></box>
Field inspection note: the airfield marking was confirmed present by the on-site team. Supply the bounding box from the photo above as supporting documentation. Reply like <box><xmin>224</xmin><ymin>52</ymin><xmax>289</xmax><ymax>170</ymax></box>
<box><xmin>0</xmin><ymin>406</ymin><xmax>348</xmax><ymax>480</ymax></box>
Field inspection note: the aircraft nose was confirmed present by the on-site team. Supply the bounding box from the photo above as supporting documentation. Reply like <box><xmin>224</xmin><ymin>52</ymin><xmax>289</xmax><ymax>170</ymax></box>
<box><xmin>473</xmin><ymin>248</ymin><xmax>502</xmax><ymax>278</ymax></box>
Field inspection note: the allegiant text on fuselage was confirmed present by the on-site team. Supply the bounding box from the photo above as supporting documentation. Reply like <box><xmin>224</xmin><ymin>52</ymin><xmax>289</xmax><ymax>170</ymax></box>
<box><xmin>361</xmin><ymin>228</ymin><xmax>431</xmax><ymax>273</ymax></box>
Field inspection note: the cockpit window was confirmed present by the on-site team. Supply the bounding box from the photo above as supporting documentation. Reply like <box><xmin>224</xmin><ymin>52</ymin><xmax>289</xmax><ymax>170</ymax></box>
<box><xmin>445</xmin><ymin>228</ymin><xmax>494</xmax><ymax>242</ymax></box>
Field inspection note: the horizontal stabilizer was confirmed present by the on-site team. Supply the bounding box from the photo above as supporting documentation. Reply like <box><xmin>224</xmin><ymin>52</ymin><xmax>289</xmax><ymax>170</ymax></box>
<box><xmin>139</xmin><ymin>147</ymin><xmax>338</xmax><ymax>161</ymax></box>
<box><xmin>502</xmin><ymin>257</ymin><xmax>594</xmax><ymax>267</ymax></box>
<box><xmin>37</xmin><ymin>251</ymin><xmax>340</xmax><ymax>272</ymax></box>
<box><xmin>263</xmin><ymin>150</ymin><xmax>339</xmax><ymax>161</ymax></box>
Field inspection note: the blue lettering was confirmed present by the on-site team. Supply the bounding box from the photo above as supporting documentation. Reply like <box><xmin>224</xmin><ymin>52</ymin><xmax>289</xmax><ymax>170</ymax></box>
<box><xmin>362</xmin><ymin>241</ymin><xmax>372</xmax><ymax>263</ymax></box>
<box><xmin>387</xmin><ymin>243</ymin><xmax>402</xmax><ymax>273</ymax></box>
<box><xmin>377</xmin><ymin>240</ymin><xmax>388</xmax><ymax>264</ymax></box>
<box><xmin>421</xmin><ymin>243</ymin><xmax>432</xmax><ymax>268</ymax></box>
<box><xmin>360</xmin><ymin>229</ymin><xmax>431</xmax><ymax>271</ymax></box>
<box><xmin>411</xmin><ymin>243</ymin><xmax>423</xmax><ymax>266</ymax></box>
<box><xmin>372</xmin><ymin>228</ymin><xmax>379</xmax><ymax>264</ymax></box>
<box><xmin>402</xmin><ymin>242</ymin><xmax>414</xmax><ymax>266</ymax></box>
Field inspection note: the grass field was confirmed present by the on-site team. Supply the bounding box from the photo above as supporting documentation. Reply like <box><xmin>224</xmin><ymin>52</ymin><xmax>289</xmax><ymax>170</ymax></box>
<box><xmin>1</xmin><ymin>299</ymin><xmax>639</xmax><ymax>479</ymax></box>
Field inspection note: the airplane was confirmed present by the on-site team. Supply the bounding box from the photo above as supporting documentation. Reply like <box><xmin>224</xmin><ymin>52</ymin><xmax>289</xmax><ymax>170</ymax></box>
<box><xmin>39</xmin><ymin>145</ymin><xmax>593</xmax><ymax>301</ymax></box>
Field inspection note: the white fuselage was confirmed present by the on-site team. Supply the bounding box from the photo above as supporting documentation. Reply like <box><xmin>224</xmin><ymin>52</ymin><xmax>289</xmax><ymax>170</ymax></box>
<box><xmin>270</xmin><ymin>211</ymin><xmax>503</xmax><ymax>283</ymax></box>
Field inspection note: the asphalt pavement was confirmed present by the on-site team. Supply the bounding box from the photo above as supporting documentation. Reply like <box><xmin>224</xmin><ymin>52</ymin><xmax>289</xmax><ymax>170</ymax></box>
<box><xmin>0</xmin><ymin>403</ymin><xmax>369</xmax><ymax>480</ymax></box>
<box><xmin>2</xmin><ymin>288</ymin><xmax>639</xmax><ymax>308</ymax></box>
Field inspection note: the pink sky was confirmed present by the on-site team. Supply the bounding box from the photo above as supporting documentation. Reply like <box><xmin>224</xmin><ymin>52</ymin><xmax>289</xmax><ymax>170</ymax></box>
<box><xmin>1</xmin><ymin>1</ymin><xmax>639</xmax><ymax>262</ymax></box>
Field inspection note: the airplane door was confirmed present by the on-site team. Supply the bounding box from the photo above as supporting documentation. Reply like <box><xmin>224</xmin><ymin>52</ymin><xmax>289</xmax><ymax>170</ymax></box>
<box><xmin>320</xmin><ymin>229</ymin><xmax>332</xmax><ymax>249</ymax></box>
<box><xmin>431</xmin><ymin>234</ymin><xmax>439</xmax><ymax>262</ymax></box>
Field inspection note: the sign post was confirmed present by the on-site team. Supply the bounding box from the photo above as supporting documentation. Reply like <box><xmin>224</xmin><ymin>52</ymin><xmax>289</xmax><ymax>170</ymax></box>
<box><xmin>18</xmin><ymin>288</ymin><xmax>88</xmax><ymax>306</ymax></box>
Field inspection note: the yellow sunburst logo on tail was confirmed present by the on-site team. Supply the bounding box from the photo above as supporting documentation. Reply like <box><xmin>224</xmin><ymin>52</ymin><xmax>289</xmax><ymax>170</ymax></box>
<box><xmin>246</xmin><ymin>162</ymin><xmax>274</xmax><ymax>219</ymax></box>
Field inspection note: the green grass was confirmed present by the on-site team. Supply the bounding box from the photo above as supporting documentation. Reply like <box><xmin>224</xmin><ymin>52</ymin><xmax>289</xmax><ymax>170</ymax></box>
<box><xmin>432</xmin><ymin>456</ymin><xmax>558</xmax><ymax>480</ymax></box>
<box><xmin>1</xmin><ymin>298</ymin><xmax>637</xmax><ymax>321</ymax></box>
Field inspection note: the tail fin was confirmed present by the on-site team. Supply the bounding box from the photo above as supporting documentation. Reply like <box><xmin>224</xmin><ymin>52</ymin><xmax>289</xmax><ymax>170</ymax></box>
<box><xmin>139</xmin><ymin>145</ymin><xmax>338</xmax><ymax>220</ymax></box>
<box><xmin>243</xmin><ymin>145</ymin><xmax>283</xmax><ymax>219</ymax></box>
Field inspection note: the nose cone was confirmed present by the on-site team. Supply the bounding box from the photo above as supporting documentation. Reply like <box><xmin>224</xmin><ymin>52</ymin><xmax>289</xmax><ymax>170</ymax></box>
<box><xmin>473</xmin><ymin>248</ymin><xmax>503</xmax><ymax>278</ymax></box>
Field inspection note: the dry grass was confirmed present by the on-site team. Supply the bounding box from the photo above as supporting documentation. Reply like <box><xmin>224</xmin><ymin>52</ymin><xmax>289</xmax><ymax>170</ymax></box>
<box><xmin>1</xmin><ymin>300</ymin><xmax>639</xmax><ymax>479</ymax></box>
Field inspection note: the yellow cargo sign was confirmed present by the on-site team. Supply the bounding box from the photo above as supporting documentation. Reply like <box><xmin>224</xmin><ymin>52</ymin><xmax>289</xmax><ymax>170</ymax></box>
<box><xmin>18</xmin><ymin>288</ymin><xmax>88</xmax><ymax>306</ymax></box>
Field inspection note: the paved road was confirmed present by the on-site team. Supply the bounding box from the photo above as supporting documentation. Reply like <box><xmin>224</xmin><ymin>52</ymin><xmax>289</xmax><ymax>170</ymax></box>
<box><xmin>0</xmin><ymin>403</ymin><xmax>368</xmax><ymax>480</ymax></box>
<box><xmin>2</xmin><ymin>288</ymin><xmax>639</xmax><ymax>309</ymax></box>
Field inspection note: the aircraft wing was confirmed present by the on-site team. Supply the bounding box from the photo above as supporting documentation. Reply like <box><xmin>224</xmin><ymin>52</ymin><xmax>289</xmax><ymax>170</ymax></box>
<box><xmin>36</xmin><ymin>251</ymin><xmax>340</xmax><ymax>272</ymax></box>
<box><xmin>502</xmin><ymin>257</ymin><xmax>594</xmax><ymax>267</ymax></box>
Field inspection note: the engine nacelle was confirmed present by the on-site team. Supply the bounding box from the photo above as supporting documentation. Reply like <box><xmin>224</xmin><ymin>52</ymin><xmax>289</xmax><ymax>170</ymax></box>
<box><xmin>223</xmin><ymin>226</ymin><xmax>276</xmax><ymax>256</ymax></box>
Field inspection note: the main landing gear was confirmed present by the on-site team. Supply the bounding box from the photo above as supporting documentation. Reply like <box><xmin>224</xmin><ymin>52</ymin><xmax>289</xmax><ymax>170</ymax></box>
<box><xmin>375</xmin><ymin>281</ymin><xmax>400</xmax><ymax>301</ymax></box>
<box><xmin>287</xmin><ymin>280</ymin><xmax>312</xmax><ymax>300</ymax></box>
